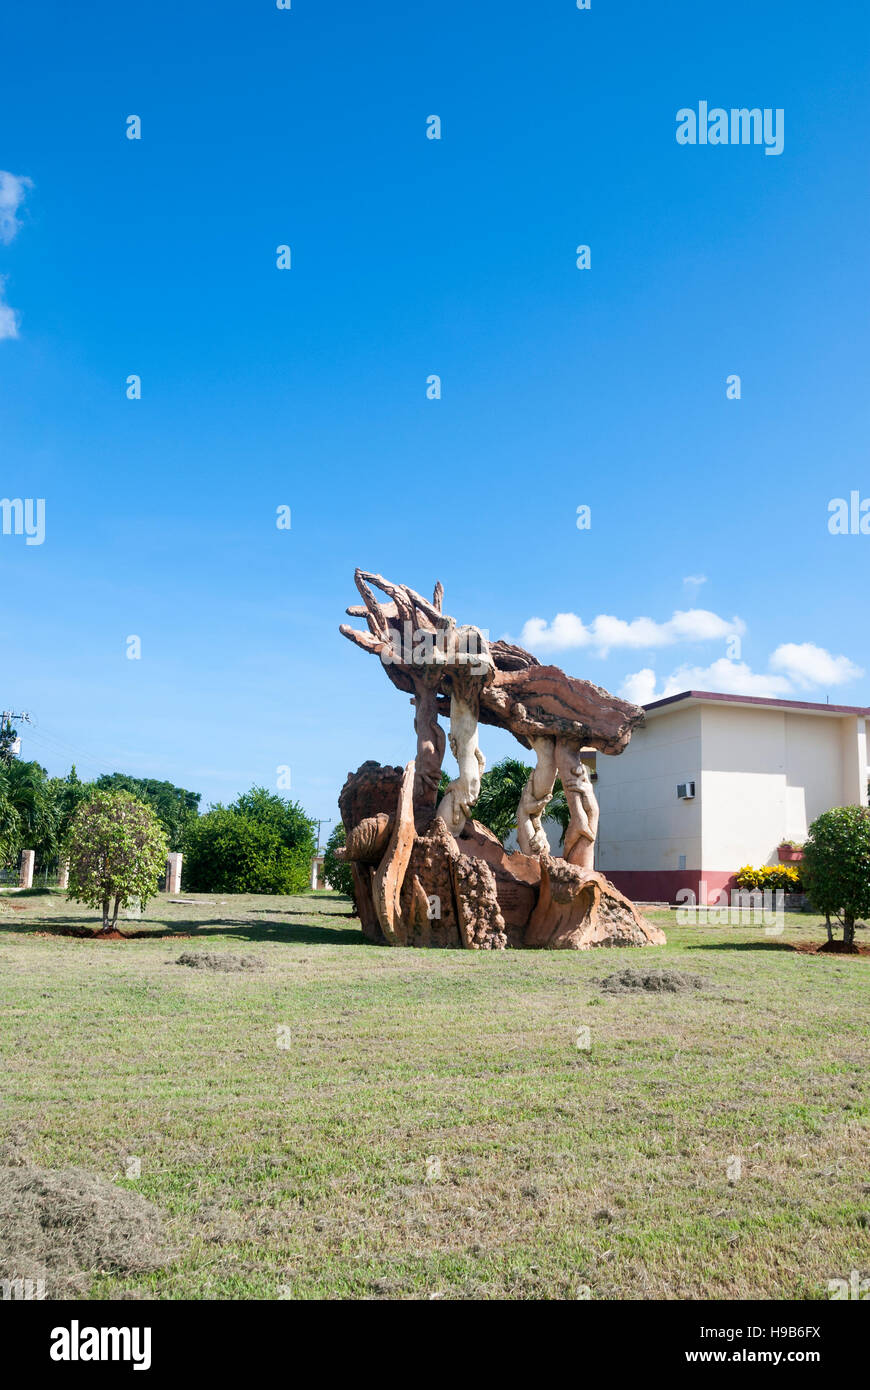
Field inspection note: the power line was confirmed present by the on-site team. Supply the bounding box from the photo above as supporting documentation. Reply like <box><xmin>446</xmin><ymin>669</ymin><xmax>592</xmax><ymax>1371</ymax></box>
<box><xmin>3</xmin><ymin>707</ymin><xmax>154</xmax><ymax>782</ymax></box>
<box><xmin>18</xmin><ymin>720</ymin><xmax>120</xmax><ymax>776</ymax></box>
<box><xmin>312</xmin><ymin>818</ymin><xmax>332</xmax><ymax>854</ymax></box>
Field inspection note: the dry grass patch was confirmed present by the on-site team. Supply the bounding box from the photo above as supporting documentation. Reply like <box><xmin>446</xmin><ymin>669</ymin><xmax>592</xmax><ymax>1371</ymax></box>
<box><xmin>0</xmin><ymin>1165</ymin><xmax>169</xmax><ymax>1297</ymax></box>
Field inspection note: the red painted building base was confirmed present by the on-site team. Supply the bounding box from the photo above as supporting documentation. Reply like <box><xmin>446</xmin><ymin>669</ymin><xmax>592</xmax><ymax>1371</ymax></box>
<box><xmin>604</xmin><ymin>869</ymin><xmax>738</xmax><ymax>905</ymax></box>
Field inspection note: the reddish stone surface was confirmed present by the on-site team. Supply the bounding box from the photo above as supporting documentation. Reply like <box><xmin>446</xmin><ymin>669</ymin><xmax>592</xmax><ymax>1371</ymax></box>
<box><xmin>373</xmin><ymin>762</ymin><xmax>418</xmax><ymax>944</ymax></box>
<box><xmin>345</xmin><ymin>814</ymin><xmax>393</xmax><ymax>864</ymax></box>
<box><xmin>400</xmin><ymin>820</ymin><xmax>463</xmax><ymax>948</ymax></box>
<box><xmin>481</xmin><ymin>658</ymin><xmax>644</xmax><ymax>754</ymax></box>
<box><xmin>457</xmin><ymin>820</ymin><xmax>539</xmax><ymax>943</ymax></box>
<box><xmin>338</xmin><ymin>761</ymin><xmax>404</xmax><ymax>831</ymax></box>
<box><xmin>527</xmin><ymin>860</ymin><xmax>667</xmax><ymax>950</ymax></box>
<box><xmin>351</xmin><ymin>862</ymin><xmax>383</xmax><ymax>944</ymax></box>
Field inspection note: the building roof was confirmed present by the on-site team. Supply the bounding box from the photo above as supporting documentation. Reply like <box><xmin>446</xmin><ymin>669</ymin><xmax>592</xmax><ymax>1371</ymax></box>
<box><xmin>643</xmin><ymin>690</ymin><xmax>870</xmax><ymax>719</ymax></box>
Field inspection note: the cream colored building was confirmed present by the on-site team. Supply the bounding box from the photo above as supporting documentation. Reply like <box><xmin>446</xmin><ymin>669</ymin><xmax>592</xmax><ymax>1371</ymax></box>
<box><xmin>594</xmin><ymin>691</ymin><xmax>869</xmax><ymax>903</ymax></box>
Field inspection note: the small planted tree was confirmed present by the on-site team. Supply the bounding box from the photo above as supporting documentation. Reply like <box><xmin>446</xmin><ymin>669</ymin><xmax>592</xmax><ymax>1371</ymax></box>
<box><xmin>802</xmin><ymin>805</ymin><xmax>870</xmax><ymax>948</ymax></box>
<box><xmin>66</xmin><ymin>791</ymin><xmax>168</xmax><ymax>934</ymax></box>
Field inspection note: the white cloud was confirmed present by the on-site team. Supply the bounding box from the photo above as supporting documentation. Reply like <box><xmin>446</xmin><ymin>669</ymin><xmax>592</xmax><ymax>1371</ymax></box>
<box><xmin>683</xmin><ymin>574</ymin><xmax>707</xmax><ymax>589</ymax></box>
<box><xmin>620</xmin><ymin>668</ymin><xmax>659</xmax><ymax>705</ymax></box>
<box><xmin>0</xmin><ymin>172</ymin><xmax>32</xmax><ymax>340</ymax></box>
<box><xmin>0</xmin><ymin>277</ymin><xmax>18</xmax><ymax>340</ymax></box>
<box><xmin>669</xmin><ymin>659</ymin><xmax>791</xmax><ymax>699</ymax></box>
<box><xmin>0</xmin><ymin>170</ymin><xmax>33</xmax><ymax>245</ymax></box>
<box><xmin>621</xmin><ymin>643</ymin><xmax>863</xmax><ymax>705</ymax></box>
<box><xmin>769</xmin><ymin>642</ymin><xmax>863</xmax><ymax>690</ymax></box>
<box><xmin>520</xmin><ymin>608</ymin><xmax>745</xmax><ymax>658</ymax></box>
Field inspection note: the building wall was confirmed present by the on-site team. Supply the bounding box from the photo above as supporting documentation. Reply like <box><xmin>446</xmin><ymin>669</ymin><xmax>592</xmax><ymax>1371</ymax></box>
<box><xmin>700</xmin><ymin>705</ymin><xmax>863</xmax><ymax>871</ymax></box>
<box><xmin>843</xmin><ymin>714</ymin><xmax>868</xmax><ymax>804</ymax></box>
<box><xmin>595</xmin><ymin>704</ymin><xmax>702</xmax><ymax>899</ymax></box>
<box><xmin>597</xmin><ymin>701</ymin><xmax>867</xmax><ymax>902</ymax></box>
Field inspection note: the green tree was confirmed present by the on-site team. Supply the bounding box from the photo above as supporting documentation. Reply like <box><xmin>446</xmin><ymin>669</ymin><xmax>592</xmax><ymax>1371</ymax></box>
<box><xmin>181</xmin><ymin>787</ymin><xmax>316</xmax><ymax>894</ymax></box>
<box><xmin>66</xmin><ymin>790</ymin><xmax>168</xmax><ymax>933</ymax></box>
<box><xmin>94</xmin><ymin>773</ymin><xmax>200</xmax><ymax>850</ymax></box>
<box><xmin>46</xmin><ymin>765</ymin><xmax>93</xmax><ymax>848</ymax></box>
<box><xmin>802</xmin><ymin>805</ymin><xmax>870</xmax><ymax>947</ymax></box>
<box><xmin>323</xmin><ymin>822</ymin><xmax>355</xmax><ymax>902</ymax></box>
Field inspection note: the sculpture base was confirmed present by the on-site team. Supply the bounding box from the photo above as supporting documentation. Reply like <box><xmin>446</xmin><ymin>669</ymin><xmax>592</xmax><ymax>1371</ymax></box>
<box><xmin>340</xmin><ymin>761</ymin><xmax>666</xmax><ymax>951</ymax></box>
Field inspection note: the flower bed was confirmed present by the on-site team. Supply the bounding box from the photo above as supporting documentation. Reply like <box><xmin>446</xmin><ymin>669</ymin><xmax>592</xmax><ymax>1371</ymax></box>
<box><xmin>735</xmin><ymin>864</ymin><xmax>804</xmax><ymax>894</ymax></box>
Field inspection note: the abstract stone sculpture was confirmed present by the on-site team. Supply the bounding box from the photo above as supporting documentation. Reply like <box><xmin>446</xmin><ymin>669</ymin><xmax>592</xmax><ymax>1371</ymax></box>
<box><xmin>339</xmin><ymin>571</ymin><xmax>665</xmax><ymax>951</ymax></box>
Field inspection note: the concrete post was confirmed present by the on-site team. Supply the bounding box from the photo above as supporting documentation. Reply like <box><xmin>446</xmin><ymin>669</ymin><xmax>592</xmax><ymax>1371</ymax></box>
<box><xmin>165</xmin><ymin>852</ymin><xmax>182</xmax><ymax>894</ymax></box>
<box><xmin>19</xmin><ymin>850</ymin><xmax>34</xmax><ymax>890</ymax></box>
<box><xmin>57</xmin><ymin>860</ymin><xmax>69</xmax><ymax>890</ymax></box>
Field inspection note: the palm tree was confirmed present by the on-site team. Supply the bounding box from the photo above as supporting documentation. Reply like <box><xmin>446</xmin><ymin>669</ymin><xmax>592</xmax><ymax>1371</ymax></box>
<box><xmin>472</xmin><ymin>757</ymin><xmax>533</xmax><ymax>840</ymax></box>
<box><xmin>437</xmin><ymin>757</ymin><xmax>571</xmax><ymax>847</ymax></box>
<box><xmin>472</xmin><ymin>757</ymin><xmax>570</xmax><ymax>847</ymax></box>
<box><xmin>0</xmin><ymin>777</ymin><xmax>18</xmax><ymax>866</ymax></box>
<box><xmin>0</xmin><ymin>760</ymin><xmax>57</xmax><ymax>868</ymax></box>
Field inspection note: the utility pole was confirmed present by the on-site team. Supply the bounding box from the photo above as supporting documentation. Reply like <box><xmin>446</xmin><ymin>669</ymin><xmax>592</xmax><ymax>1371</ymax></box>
<box><xmin>310</xmin><ymin>818</ymin><xmax>332</xmax><ymax>891</ymax></box>
<box><xmin>0</xmin><ymin>710</ymin><xmax>31</xmax><ymax>760</ymax></box>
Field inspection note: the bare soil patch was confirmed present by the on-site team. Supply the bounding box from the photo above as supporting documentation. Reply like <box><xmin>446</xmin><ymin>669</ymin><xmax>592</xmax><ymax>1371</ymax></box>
<box><xmin>34</xmin><ymin>926</ymin><xmax>196</xmax><ymax>941</ymax></box>
<box><xmin>791</xmin><ymin>940</ymin><xmax>870</xmax><ymax>958</ymax></box>
<box><xmin>599</xmin><ymin>967</ymin><xmax>708</xmax><ymax>994</ymax></box>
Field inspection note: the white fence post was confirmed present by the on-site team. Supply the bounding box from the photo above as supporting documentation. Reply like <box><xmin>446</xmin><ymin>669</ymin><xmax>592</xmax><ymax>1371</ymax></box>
<box><xmin>165</xmin><ymin>853</ymin><xmax>182</xmax><ymax>894</ymax></box>
<box><xmin>19</xmin><ymin>850</ymin><xmax>34</xmax><ymax>889</ymax></box>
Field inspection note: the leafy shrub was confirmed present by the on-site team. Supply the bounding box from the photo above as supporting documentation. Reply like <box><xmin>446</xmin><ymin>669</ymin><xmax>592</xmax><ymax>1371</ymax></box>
<box><xmin>181</xmin><ymin>787</ymin><xmax>315</xmax><ymax>894</ymax></box>
<box><xmin>801</xmin><ymin>805</ymin><xmax>870</xmax><ymax>945</ymax></box>
<box><xmin>734</xmin><ymin>864</ymin><xmax>804</xmax><ymax>893</ymax></box>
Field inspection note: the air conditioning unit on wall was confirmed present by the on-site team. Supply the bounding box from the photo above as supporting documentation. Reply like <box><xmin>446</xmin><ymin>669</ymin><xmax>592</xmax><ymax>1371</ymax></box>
<box><xmin>677</xmin><ymin>781</ymin><xmax>696</xmax><ymax>800</ymax></box>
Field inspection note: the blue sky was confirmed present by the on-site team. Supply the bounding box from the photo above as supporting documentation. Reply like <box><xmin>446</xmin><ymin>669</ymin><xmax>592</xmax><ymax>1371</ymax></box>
<box><xmin>1</xmin><ymin>0</ymin><xmax>868</xmax><ymax>828</ymax></box>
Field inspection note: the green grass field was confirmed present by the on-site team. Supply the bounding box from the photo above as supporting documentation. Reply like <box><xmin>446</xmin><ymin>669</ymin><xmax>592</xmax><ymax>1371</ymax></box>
<box><xmin>0</xmin><ymin>889</ymin><xmax>867</xmax><ymax>1300</ymax></box>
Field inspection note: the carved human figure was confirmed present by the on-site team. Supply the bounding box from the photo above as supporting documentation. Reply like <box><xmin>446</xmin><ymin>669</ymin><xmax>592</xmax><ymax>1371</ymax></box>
<box><xmin>516</xmin><ymin>736</ymin><xmax>557</xmax><ymax>857</ymax></box>
<box><xmin>410</xmin><ymin>685</ymin><xmax>446</xmax><ymax>818</ymax></box>
<box><xmin>436</xmin><ymin>690</ymin><xmax>486</xmax><ymax>836</ymax></box>
<box><xmin>432</xmin><ymin>629</ymin><xmax>494</xmax><ymax>838</ymax></box>
<box><xmin>555</xmin><ymin>740</ymin><xmax>599</xmax><ymax>869</ymax></box>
